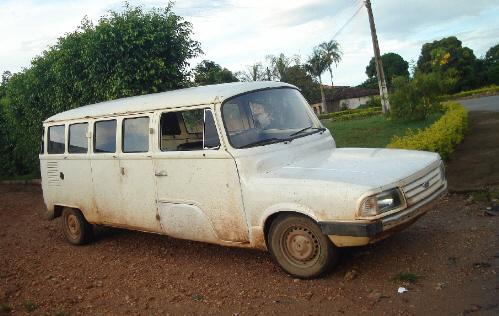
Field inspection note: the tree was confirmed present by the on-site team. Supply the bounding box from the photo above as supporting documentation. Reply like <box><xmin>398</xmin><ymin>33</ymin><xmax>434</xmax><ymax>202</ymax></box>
<box><xmin>193</xmin><ymin>60</ymin><xmax>238</xmax><ymax>85</ymax></box>
<box><xmin>484</xmin><ymin>44</ymin><xmax>499</xmax><ymax>85</ymax></box>
<box><xmin>306</xmin><ymin>48</ymin><xmax>328</xmax><ymax>113</ymax></box>
<box><xmin>0</xmin><ymin>72</ymin><xmax>16</xmax><ymax>177</ymax></box>
<box><xmin>390</xmin><ymin>72</ymin><xmax>456</xmax><ymax>121</ymax></box>
<box><xmin>365</xmin><ymin>52</ymin><xmax>409</xmax><ymax>88</ymax></box>
<box><xmin>416</xmin><ymin>36</ymin><xmax>478</xmax><ymax>92</ymax></box>
<box><xmin>265</xmin><ymin>53</ymin><xmax>299</xmax><ymax>81</ymax></box>
<box><xmin>238</xmin><ymin>63</ymin><xmax>265</xmax><ymax>82</ymax></box>
<box><xmin>319</xmin><ymin>40</ymin><xmax>342</xmax><ymax>110</ymax></box>
<box><xmin>2</xmin><ymin>4</ymin><xmax>202</xmax><ymax>175</ymax></box>
<box><xmin>281</xmin><ymin>65</ymin><xmax>320</xmax><ymax>103</ymax></box>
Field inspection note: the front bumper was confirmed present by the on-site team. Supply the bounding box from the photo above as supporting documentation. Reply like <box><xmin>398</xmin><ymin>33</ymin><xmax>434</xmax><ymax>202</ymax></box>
<box><xmin>318</xmin><ymin>182</ymin><xmax>447</xmax><ymax>246</ymax></box>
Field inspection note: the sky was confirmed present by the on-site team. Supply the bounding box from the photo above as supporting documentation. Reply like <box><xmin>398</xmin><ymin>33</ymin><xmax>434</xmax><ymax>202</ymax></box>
<box><xmin>0</xmin><ymin>0</ymin><xmax>498</xmax><ymax>86</ymax></box>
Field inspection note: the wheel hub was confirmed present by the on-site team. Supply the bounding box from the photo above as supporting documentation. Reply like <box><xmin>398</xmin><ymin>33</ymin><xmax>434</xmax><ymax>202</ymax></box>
<box><xmin>284</xmin><ymin>227</ymin><xmax>319</xmax><ymax>263</ymax></box>
<box><xmin>67</xmin><ymin>214</ymin><xmax>80</xmax><ymax>236</ymax></box>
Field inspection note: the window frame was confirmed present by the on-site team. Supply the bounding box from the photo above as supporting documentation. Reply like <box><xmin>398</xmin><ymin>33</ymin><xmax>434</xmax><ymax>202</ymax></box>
<box><xmin>68</xmin><ymin>122</ymin><xmax>89</xmax><ymax>154</ymax></box>
<box><xmin>93</xmin><ymin>119</ymin><xmax>117</xmax><ymax>154</ymax></box>
<box><xmin>158</xmin><ymin>107</ymin><xmax>221</xmax><ymax>152</ymax></box>
<box><xmin>121</xmin><ymin>116</ymin><xmax>151</xmax><ymax>154</ymax></box>
<box><xmin>47</xmin><ymin>124</ymin><xmax>66</xmax><ymax>155</ymax></box>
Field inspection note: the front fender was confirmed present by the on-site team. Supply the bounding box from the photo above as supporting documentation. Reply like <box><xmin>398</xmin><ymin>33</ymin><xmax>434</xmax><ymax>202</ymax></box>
<box><xmin>257</xmin><ymin>202</ymin><xmax>319</xmax><ymax>228</ymax></box>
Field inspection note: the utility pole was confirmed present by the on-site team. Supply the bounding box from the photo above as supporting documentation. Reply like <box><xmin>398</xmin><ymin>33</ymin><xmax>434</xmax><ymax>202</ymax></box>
<box><xmin>364</xmin><ymin>0</ymin><xmax>390</xmax><ymax>113</ymax></box>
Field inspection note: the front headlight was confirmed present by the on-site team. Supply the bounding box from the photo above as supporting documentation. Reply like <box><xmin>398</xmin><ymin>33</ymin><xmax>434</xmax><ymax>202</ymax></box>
<box><xmin>359</xmin><ymin>188</ymin><xmax>404</xmax><ymax>217</ymax></box>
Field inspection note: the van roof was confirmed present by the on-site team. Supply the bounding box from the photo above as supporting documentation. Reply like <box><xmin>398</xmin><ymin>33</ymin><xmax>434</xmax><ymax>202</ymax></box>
<box><xmin>44</xmin><ymin>81</ymin><xmax>296</xmax><ymax>123</ymax></box>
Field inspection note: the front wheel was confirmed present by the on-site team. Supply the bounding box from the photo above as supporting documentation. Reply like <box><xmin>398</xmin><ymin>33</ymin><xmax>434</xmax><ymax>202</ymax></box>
<box><xmin>268</xmin><ymin>214</ymin><xmax>338</xmax><ymax>279</ymax></box>
<box><xmin>61</xmin><ymin>208</ymin><xmax>93</xmax><ymax>245</ymax></box>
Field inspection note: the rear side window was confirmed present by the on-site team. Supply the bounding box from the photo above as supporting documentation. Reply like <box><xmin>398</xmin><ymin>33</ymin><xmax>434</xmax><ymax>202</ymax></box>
<box><xmin>94</xmin><ymin>120</ymin><xmax>116</xmax><ymax>153</ymax></box>
<box><xmin>69</xmin><ymin>123</ymin><xmax>88</xmax><ymax>153</ymax></box>
<box><xmin>47</xmin><ymin>125</ymin><xmax>65</xmax><ymax>154</ymax></box>
<box><xmin>123</xmin><ymin>117</ymin><xmax>149</xmax><ymax>153</ymax></box>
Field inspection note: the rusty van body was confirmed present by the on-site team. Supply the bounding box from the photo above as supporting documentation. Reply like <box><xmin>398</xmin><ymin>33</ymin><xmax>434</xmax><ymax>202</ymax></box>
<box><xmin>40</xmin><ymin>81</ymin><xmax>447</xmax><ymax>278</ymax></box>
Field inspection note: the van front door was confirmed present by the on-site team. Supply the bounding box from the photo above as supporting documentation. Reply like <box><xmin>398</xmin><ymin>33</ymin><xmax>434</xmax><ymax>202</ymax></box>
<box><xmin>153</xmin><ymin>108</ymin><xmax>249</xmax><ymax>243</ymax></box>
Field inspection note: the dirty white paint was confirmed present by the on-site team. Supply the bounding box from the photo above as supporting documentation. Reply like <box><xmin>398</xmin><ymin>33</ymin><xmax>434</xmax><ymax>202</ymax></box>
<box><xmin>40</xmin><ymin>82</ymin><xmax>447</xmax><ymax>250</ymax></box>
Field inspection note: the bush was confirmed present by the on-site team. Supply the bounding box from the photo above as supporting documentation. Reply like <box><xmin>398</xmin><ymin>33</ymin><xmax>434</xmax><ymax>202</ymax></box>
<box><xmin>387</xmin><ymin>102</ymin><xmax>467</xmax><ymax>159</ymax></box>
<box><xmin>0</xmin><ymin>4</ymin><xmax>201</xmax><ymax>177</ymax></box>
<box><xmin>450</xmin><ymin>84</ymin><xmax>499</xmax><ymax>99</ymax></box>
<box><xmin>357</xmin><ymin>96</ymin><xmax>381</xmax><ymax>109</ymax></box>
<box><xmin>390</xmin><ymin>72</ymin><xmax>456</xmax><ymax>121</ymax></box>
<box><xmin>318</xmin><ymin>107</ymin><xmax>382</xmax><ymax>120</ymax></box>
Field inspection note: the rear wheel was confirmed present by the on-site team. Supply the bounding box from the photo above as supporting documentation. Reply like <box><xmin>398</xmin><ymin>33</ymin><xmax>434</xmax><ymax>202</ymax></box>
<box><xmin>268</xmin><ymin>214</ymin><xmax>338</xmax><ymax>279</ymax></box>
<box><xmin>61</xmin><ymin>208</ymin><xmax>93</xmax><ymax>245</ymax></box>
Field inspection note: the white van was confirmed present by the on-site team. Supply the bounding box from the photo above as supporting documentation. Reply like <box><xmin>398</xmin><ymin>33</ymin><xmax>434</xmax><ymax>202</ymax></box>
<box><xmin>40</xmin><ymin>81</ymin><xmax>447</xmax><ymax>278</ymax></box>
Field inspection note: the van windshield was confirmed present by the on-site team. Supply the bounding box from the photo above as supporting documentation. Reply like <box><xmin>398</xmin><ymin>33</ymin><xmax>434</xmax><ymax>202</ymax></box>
<box><xmin>222</xmin><ymin>88</ymin><xmax>322</xmax><ymax>149</ymax></box>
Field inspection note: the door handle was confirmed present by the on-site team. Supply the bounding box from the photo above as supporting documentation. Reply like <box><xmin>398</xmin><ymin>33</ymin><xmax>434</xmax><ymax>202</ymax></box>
<box><xmin>155</xmin><ymin>171</ymin><xmax>168</xmax><ymax>177</ymax></box>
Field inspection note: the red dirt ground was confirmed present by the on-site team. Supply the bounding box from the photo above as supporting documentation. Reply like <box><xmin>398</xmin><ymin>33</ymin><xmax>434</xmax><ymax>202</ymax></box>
<box><xmin>0</xmin><ymin>184</ymin><xmax>497</xmax><ymax>315</ymax></box>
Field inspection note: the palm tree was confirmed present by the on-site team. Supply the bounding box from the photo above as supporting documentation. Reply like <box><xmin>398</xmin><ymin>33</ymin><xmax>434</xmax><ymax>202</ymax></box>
<box><xmin>306</xmin><ymin>48</ymin><xmax>328</xmax><ymax>113</ymax></box>
<box><xmin>265</xmin><ymin>53</ymin><xmax>299</xmax><ymax>81</ymax></box>
<box><xmin>319</xmin><ymin>40</ymin><xmax>342</xmax><ymax>111</ymax></box>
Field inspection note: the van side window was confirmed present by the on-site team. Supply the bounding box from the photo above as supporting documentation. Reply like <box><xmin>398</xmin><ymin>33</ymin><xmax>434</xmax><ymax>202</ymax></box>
<box><xmin>160</xmin><ymin>112</ymin><xmax>181</xmax><ymax>136</ymax></box>
<box><xmin>94</xmin><ymin>120</ymin><xmax>116</xmax><ymax>153</ymax></box>
<box><xmin>160</xmin><ymin>109</ymin><xmax>219</xmax><ymax>151</ymax></box>
<box><xmin>47</xmin><ymin>125</ymin><xmax>65</xmax><ymax>154</ymax></box>
<box><xmin>204</xmin><ymin>110</ymin><xmax>220</xmax><ymax>149</ymax></box>
<box><xmin>69</xmin><ymin>123</ymin><xmax>88</xmax><ymax>153</ymax></box>
<box><xmin>123</xmin><ymin>117</ymin><xmax>149</xmax><ymax>153</ymax></box>
<box><xmin>182</xmin><ymin>109</ymin><xmax>204</xmax><ymax>134</ymax></box>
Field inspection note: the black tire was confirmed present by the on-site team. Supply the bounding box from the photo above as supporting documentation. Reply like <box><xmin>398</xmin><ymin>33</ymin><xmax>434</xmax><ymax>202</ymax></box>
<box><xmin>61</xmin><ymin>208</ymin><xmax>93</xmax><ymax>245</ymax></box>
<box><xmin>268</xmin><ymin>214</ymin><xmax>338</xmax><ymax>279</ymax></box>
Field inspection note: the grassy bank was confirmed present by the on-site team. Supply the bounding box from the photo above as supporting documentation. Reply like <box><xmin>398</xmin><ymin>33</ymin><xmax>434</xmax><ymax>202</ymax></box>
<box><xmin>323</xmin><ymin>113</ymin><xmax>442</xmax><ymax>148</ymax></box>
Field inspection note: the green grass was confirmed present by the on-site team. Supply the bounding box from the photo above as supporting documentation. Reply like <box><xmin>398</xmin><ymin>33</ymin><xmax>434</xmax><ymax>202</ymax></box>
<box><xmin>23</xmin><ymin>300</ymin><xmax>37</xmax><ymax>313</ymax></box>
<box><xmin>392</xmin><ymin>272</ymin><xmax>420</xmax><ymax>283</ymax></box>
<box><xmin>1</xmin><ymin>303</ymin><xmax>12</xmax><ymax>313</ymax></box>
<box><xmin>451</xmin><ymin>85</ymin><xmax>499</xmax><ymax>99</ymax></box>
<box><xmin>440</xmin><ymin>85</ymin><xmax>499</xmax><ymax>101</ymax></box>
<box><xmin>323</xmin><ymin>113</ymin><xmax>442</xmax><ymax>148</ymax></box>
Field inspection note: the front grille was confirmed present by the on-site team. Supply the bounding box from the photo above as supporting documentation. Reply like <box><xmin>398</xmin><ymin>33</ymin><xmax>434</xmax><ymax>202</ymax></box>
<box><xmin>402</xmin><ymin>165</ymin><xmax>444</xmax><ymax>206</ymax></box>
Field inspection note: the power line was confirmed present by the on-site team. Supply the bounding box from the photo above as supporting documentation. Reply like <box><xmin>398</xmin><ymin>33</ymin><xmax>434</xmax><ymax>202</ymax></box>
<box><xmin>331</xmin><ymin>1</ymin><xmax>365</xmax><ymax>40</ymax></box>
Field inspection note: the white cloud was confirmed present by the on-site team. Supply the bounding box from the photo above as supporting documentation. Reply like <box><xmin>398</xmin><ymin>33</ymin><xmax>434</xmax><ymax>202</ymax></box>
<box><xmin>0</xmin><ymin>0</ymin><xmax>498</xmax><ymax>86</ymax></box>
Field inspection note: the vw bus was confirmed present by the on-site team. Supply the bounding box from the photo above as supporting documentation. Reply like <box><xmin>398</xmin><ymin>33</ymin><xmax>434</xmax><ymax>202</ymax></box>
<box><xmin>40</xmin><ymin>81</ymin><xmax>447</xmax><ymax>278</ymax></box>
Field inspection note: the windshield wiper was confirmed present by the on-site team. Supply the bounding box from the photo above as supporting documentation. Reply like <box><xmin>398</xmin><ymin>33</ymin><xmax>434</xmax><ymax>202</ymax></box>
<box><xmin>239</xmin><ymin>137</ymin><xmax>291</xmax><ymax>149</ymax></box>
<box><xmin>289</xmin><ymin>126</ymin><xmax>326</xmax><ymax>137</ymax></box>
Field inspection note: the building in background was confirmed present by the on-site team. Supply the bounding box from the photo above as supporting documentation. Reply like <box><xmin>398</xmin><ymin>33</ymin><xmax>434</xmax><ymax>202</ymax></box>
<box><xmin>310</xmin><ymin>86</ymin><xmax>379</xmax><ymax>114</ymax></box>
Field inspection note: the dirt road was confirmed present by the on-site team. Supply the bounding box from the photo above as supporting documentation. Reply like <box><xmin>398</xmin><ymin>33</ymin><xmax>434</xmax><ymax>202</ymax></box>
<box><xmin>0</xmin><ymin>184</ymin><xmax>497</xmax><ymax>315</ymax></box>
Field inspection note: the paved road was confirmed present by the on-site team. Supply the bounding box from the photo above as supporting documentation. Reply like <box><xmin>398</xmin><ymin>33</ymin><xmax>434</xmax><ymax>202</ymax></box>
<box><xmin>446</xmin><ymin>95</ymin><xmax>499</xmax><ymax>191</ymax></box>
<box><xmin>458</xmin><ymin>95</ymin><xmax>499</xmax><ymax>111</ymax></box>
